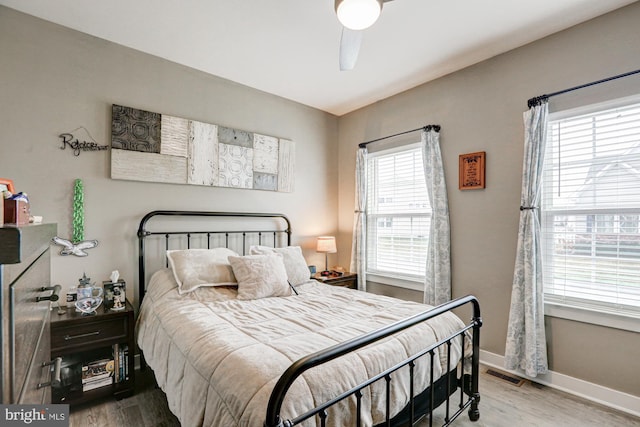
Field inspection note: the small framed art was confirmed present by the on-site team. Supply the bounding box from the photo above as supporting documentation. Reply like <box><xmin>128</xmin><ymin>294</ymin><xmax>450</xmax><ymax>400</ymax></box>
<box><xmin>459</xmin><ymin>151</ymin><xmax>486</xmax><ymax>190</ymax></box>
<box><xmin>103</xmin><ymin>280</ymin><xmax>126</xmax><ymax>311</ymax></box>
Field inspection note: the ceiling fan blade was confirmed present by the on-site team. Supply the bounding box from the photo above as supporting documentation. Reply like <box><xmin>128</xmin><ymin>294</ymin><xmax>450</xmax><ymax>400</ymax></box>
<box><xmin>339</xmin><ymin>27</ymin><xmax>363</xmax><ymax>71</ymax></box>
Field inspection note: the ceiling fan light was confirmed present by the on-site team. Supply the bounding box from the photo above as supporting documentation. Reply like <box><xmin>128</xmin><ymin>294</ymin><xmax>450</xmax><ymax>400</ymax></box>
<box><xmin>335</xmin><ymin>0</ymin><xmax>382</xmax><ymax>31</ymax></box>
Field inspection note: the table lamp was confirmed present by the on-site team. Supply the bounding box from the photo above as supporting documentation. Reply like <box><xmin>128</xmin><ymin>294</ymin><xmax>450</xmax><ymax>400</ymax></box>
<box><xmin>316</xmin><ymin>236</ymin><xmax>337</xmax><ymax>274</ymax></box>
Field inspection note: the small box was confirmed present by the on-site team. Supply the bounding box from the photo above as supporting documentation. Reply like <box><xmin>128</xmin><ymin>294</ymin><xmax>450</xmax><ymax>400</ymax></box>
<box><xmin>3</xmin><ymin>200</ymin><xmax>30</xmax><ymax>225</ymax></box>
<box><xmin>103</xmin><ymin>280</ymin><xmax>126</xmax><ymax>310</ymax></box>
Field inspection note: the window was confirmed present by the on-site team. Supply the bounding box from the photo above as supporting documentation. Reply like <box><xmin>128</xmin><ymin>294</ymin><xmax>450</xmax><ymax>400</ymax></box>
<box><xmin>541</xmin><ymin>99</ymin><xmax>640</xmax><ymax>320</ymax></box>
<box><xmin>366</xmin><ymin>143</ymin><xmax>430</xmax><ymax>285</ymax></box>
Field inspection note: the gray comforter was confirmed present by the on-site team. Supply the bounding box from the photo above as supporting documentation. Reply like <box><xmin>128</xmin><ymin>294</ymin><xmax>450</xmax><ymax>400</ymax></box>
<box><xmin>136</xmin><ymin>269</ymin><xmax>470</xmax><ymax>426</ymax></box>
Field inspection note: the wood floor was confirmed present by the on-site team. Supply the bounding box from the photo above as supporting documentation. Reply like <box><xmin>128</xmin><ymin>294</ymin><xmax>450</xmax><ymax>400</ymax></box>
<box><xmin>69</xmin><ymin>365</ymin><xmax>640</xmax><ymax>427</ymax></box>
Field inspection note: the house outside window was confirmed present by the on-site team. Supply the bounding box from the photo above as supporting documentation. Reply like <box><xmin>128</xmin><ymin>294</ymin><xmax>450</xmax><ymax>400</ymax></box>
<box><xmin>541</xmin><ymin>98</ymin><xmax>640</xmax><ymax>326</ymax></box>
<box><xmin>366</xmin><ymin>143</ymin><xmax>430</xmax><ymax>289</ymax></box>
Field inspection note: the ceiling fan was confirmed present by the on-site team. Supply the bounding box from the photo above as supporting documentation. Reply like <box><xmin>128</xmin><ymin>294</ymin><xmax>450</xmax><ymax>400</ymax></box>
<box><xmin>335</xmin><ymin>0</ymin><xmax>395</xmax><ymax>70</ymax></box>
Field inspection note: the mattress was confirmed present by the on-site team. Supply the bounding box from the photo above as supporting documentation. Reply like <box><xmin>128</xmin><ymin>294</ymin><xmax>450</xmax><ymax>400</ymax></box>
<box><xmin>136</xmin><ymin>269</ymin><xmax>471</xmax><ymax>427</ymax></box>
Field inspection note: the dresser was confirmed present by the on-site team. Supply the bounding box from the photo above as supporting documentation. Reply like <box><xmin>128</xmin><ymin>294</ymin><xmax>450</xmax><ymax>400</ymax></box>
<box><xmin>0</xmin><ymin>223</ymin><xmax>58</xmax><ymax>404</ymax></box>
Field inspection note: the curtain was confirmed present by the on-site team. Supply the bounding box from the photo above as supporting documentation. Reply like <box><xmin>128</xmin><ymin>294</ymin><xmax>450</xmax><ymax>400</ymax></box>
<box><xmin>421</xmin><ymin>129</ymin><xmax>451</xmax><ymax>305</ymax></box>
<box><xmin>505</xmin><ymin>102</ymin><xmax>549</xmax><ymax>377</ymax></box>
<box><xmin>350</xmin><ymin>147</ymin><xmax>367</xmax><ymax>291</ymax></box>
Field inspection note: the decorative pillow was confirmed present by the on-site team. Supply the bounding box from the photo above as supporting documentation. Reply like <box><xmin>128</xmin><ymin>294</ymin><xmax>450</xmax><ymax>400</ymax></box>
<box><xmin>167</xmin><ymin>248</ymin><xmax>239</xmax><ymax>294</ymax></box>
<box><xmin>249</xmin><ymin>245</ymin><xmax>310</xmax><ymax>286</ymax></box>
<box><xmin>228</xmin><ymin>253</ymin><xmax>292</xmax><ymax>300</ymax></box>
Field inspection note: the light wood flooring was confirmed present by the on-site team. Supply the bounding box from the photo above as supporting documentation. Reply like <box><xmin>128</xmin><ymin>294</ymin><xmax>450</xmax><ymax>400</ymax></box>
<box><xmin>69</xmin><ymin>365</ymin><xmax>640</xmax><ymax>427</ymax></box>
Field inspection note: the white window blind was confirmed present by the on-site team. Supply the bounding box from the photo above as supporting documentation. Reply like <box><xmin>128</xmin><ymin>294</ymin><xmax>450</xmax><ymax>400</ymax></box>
<box><xmin>366</xmin><ymin>144</ymin><xmax>431</xmax><ymax>281</ymax></box>
<box><xmin>541</xmin><ymin>100</ymin><xmax>640</xmax><ymax>318</ymax></box>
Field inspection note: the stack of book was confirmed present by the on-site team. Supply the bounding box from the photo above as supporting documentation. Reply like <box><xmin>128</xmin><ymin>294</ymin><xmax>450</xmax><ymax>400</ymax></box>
<box><xmin>81</xmin><ymin>358</ymin><xmax>114</xmax><ymax>392</ymax></box>
<box><xmin>113</xmin><ymin>344</ymin><xmax>129</xmax><ymax>383</ymax></box>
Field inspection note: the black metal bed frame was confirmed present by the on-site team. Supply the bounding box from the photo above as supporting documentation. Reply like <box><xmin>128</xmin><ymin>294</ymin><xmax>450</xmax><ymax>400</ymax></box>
<box><xmin>137</xmin><ymin>210</ymin><xmax>481</xmax><ymax>427</ymax></box>
<box><xmin>137</xmin><ymin>210</ymin><xmax>291</xmax><ymax>303</ymax></box>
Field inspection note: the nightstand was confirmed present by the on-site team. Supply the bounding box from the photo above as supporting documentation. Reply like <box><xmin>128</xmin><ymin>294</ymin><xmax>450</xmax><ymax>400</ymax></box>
<box><xmin>314</xmin><ymin>272</ymin><xmax>357</xmax><ymax>289</ymax></box>
<box><xmin>50</xmin><ymin>300</ymin><xmax>135</xmax><ymax>404</ymax></box>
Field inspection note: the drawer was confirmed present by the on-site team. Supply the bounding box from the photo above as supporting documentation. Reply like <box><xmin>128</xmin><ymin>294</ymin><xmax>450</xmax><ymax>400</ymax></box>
<box><xmin>18</xmin><ymin>323</ymin><xmax>51</xmax><ymax>404</ymax></box>
<box><xmin>10</xmin><ymin>249</ymin><xmax>51</xmax><ymax>403</ymax></box>
<box><xmin>51</xmin><ymin>317</ymin><xmax>127</xmax><ymax>353</ymax></box>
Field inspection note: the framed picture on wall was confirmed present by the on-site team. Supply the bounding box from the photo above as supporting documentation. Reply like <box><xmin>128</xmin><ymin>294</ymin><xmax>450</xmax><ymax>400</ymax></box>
<box><xmin>459</xmin><ymin>152</ymin><xmax>485</xmax><ymax>190</ymax></box>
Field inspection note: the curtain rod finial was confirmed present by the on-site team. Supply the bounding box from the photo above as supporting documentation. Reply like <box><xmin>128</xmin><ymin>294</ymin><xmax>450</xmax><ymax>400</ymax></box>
<box><xmin>527</xmin><ymin>96</ymin><xmax>549</xmax><ymax>109</ymax></box>
<box><xmin>423</xmin><ymin>125</ymin><xmax>441</xmax><ymax>133</ymax></box>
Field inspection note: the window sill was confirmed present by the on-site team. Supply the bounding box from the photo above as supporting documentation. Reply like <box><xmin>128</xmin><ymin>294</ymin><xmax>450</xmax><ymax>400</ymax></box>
<box><xmin>544</xmin><ymin>301</ymin><xmax>640</xmax><ymax>333</ymax></box>
<box><xmin>366</xmin><ymin>273</ymin><xmax>424</xmax><ymax>292</ymax></box>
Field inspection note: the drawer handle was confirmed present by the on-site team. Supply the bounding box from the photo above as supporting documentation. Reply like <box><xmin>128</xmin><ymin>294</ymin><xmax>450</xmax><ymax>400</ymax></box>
<box><xmin>64</xmin><ymin>331</ymin><xmax>100</xmax><ymax>340</ymax></box>
<box><xmin>38</xmin><ymin>357</ymin><xmax>62</xmax><ymax>389</ymax></box>
<box><xmin>36</xmin><ymin>285</ymin><xmax>61</xmax><ymax>302</ymax></box>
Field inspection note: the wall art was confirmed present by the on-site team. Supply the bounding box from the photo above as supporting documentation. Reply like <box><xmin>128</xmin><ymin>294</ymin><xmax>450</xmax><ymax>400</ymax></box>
<box><xmin>59</xmin><ymin>126</ymin><xmax>108</xmax><ymax>156</ymax></box>
<box><xmin>110</xmin><ymin>105</ymin><xmax>295</xmax><ymax>192</ymax></box>
<box><xmin>459</xmin><ymin>151</ymin><xmax>486</xmax><ymax>190</ymax></box>
<box><xmin>52</xmin><ymin>179</ymin><xmax>98</xmax><ymax>257</ymax></box>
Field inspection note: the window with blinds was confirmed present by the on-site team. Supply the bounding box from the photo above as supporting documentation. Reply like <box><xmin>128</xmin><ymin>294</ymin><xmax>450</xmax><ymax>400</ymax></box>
<box><xmin>541</xmin><ymin>100</ymin><xmax>640</xmax><ymax>318</ymax></box>
<box><xmin>366</xmin><ymin>144</ymin><xmax>431</xmax><ymax>281</ymax></box>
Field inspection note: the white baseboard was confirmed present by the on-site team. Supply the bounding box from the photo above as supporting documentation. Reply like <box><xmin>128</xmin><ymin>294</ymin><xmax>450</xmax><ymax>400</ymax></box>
<box><xmin>480</xmin><ymin>350</ymin><xmax>640</xmax><ymax>419</ymax></box>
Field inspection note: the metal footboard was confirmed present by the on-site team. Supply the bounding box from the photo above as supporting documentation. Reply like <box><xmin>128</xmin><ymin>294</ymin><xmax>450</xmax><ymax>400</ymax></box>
<box><xmin>264</xmin><ymin>295</ymin><xmax>482</xmax><ymax>427</ymax></box>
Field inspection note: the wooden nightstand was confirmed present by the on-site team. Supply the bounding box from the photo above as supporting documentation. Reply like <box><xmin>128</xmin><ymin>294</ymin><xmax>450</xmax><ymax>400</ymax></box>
<box><xmin>314</xmin><ymin>272</ymin><xmax>357</xmax><ymax>289</ymax></box>
<box><xmin>50</xmin><ymin>300</ymin><xmax>135</xmax><ymax>404</ymax></box>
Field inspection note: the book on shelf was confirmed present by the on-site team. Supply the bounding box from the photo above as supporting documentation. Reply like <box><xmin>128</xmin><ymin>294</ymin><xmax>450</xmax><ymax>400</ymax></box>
<box><xmin>123</xmin><ymin>345</ymin><xmax>129</xmax><ymax>381</ymax></box>
<box><xmin>82</xmin><ymin>358</ymin><xmax>115</xmax><ymax>384</ymax></box>
<box><xmin>82</xmin><ymin>375</ymin><xmax>113</xmax><ymax>392</ymax></box>
<box><xmin>112</xmin><ymin>343</ymin><xmax>129</xmax><ymax>383</ymax></box>
<box><xmin>113</xmin><ymin>343</ymin><xmax>120</xmax><ymax>383</ymax></box>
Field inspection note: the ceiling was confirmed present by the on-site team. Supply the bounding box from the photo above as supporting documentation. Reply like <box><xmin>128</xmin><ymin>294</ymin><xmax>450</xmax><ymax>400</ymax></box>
<box><xmin>1</xmin><ymin>0</ymin><xmax>637</xmax><ymax>116</ymax></box>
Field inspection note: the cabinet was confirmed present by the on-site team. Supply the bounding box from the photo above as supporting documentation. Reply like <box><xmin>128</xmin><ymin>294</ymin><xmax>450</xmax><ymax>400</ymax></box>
<box><xmin>314</xmin><ymin>272</ymin><xmax>357</xmax><ymax>289</ymax></box>
<box><xmin>50</xmin><ymin>300</ymin><xmax>135</xmax><ymax>404</ymax></box>
<box><xmin>0</xmin><ymin>223</ymin><xmax>58</xmax><ymax>404</ymax></box>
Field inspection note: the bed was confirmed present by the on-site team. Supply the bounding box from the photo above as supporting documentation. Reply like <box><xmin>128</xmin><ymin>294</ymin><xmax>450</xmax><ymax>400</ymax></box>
<box><xmin>135</xmin><ymin>210</ymin><xmax>481</xmax><ymax>427</ymax></box>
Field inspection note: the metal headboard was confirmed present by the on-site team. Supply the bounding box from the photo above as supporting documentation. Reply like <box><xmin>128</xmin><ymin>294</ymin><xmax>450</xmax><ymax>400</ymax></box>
<box><xmin>137</xmin><ymin>210</ymin><xmax>291</xmax><ymax>305</ymax></box>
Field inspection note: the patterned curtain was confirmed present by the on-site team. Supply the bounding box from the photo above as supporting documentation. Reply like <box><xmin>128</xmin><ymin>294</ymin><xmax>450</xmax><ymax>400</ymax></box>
<box><xmin>350</xmin><ymin>147</ymin><xmax>368</xmax><ymax>291</ymax></box>
<box><xmin>422</xmin><ymin>129</ymin><xmax>451</xmax><ymax>305</ymax></box>
<box><xmin>505</xmin><ymin>102</ymin><xmax>549</xmax><ymax>377</ymax></box>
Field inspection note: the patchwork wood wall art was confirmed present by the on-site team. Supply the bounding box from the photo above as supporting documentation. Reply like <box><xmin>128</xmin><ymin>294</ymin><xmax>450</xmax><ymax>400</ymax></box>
<box><xmin>110</xmin><ymin>105</ymin><xmax>295</xmax><ymax>192</ymax></box>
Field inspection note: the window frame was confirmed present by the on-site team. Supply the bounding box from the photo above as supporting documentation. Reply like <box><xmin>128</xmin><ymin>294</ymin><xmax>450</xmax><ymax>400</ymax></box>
<box><xmin>541</xmin><ymin>95</ymin><xmax>640</xmax><ymax>332</ymax></box>
<box><xmin>365</xmin><ymin>142</ymin><xmax>430</xmax><ymax>290</ymax></box>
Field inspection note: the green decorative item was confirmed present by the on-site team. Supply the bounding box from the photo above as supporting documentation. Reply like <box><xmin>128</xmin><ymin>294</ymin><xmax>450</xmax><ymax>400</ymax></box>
<box><xmin>52</xmin><ymin>178</ymin><xmax>98</xmax><ymax>257</ymax></box>
<box><xmin>72</xmin><ymin>178</ymin><xmax>85</xmax><ymax>243</ymax></box>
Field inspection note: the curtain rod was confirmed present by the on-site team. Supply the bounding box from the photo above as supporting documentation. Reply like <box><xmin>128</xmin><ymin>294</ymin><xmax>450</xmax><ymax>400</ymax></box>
<box><xmin>358</xmin><ymin>124</ymin><xmax>440</xmax><ymax>149</ymax></box>
<box><xmin>527</xmin><ymin>68</ymin><xmax>640</xmax><ymax>108</ymax></box>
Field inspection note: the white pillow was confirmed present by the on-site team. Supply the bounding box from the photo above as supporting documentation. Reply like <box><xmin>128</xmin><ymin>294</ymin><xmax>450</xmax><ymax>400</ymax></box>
<box><xmin>228</xmin><ymin>253</ymin><xmax>292</xmax><ymax>300</ymax></box>
<box><xmin>249</xmin><ymin>245</ymin><xmax>310</xmax><ymax>286</ymax></box>
<box><xmin>167</xmin><ymin>248</ymin><xmax>238</xmax><ymax>294</ymax></box>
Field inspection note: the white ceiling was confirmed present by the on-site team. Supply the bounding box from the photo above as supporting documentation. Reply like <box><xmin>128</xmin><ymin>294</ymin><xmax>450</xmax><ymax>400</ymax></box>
<box><xmin>1</xmin><ymin>0</ymin><xmax>637</xmax><ymax>116</ymax></box>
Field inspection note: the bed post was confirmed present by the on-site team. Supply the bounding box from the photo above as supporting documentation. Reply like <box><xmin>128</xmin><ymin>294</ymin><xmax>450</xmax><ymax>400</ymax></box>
<box><xmin>468</xmin><ymin>298</ymin><xmax>482</xmax><ymax>421</ymax></box>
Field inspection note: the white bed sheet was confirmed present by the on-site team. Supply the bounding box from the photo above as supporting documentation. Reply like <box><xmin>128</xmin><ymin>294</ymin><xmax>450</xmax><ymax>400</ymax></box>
<box><xmin>136</xmin><ymin>269</ymin><xmax>471</xmax><ymax>427</ymax></box>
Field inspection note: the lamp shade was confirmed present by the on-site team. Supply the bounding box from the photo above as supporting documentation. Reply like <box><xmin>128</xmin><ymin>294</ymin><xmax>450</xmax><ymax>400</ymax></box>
<box><xmin>316</xmin><ymin>236</ymin><xmax>337</xmax><ymax>253</ymax></box>
<box><xmin>335</xmin><ymin>0</ymin><xmax>382</xmax><ymax>31</ymax></box>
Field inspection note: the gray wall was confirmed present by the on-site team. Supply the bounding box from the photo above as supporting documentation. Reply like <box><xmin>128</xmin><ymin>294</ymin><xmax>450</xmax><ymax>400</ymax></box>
<box><xmin>2</xmin><ymin>2</ymin><xmax>639</xmax><ymax>400</ymax></box>
<box><xmin>0</xmin><ymin>7</ymin><xmax>339</xmax><ymax>301</ymax></box>
<box><xmin>337</xmin><ymin>4</ymin><xmax>640</xmax><ymax>397</ymax></box>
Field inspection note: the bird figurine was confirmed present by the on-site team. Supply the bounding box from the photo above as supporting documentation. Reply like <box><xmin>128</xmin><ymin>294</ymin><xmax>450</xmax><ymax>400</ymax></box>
<box><xmin>52</xmin><ymin>236</ymin><xmax>98</xmax><ymax>257</ymax></box>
